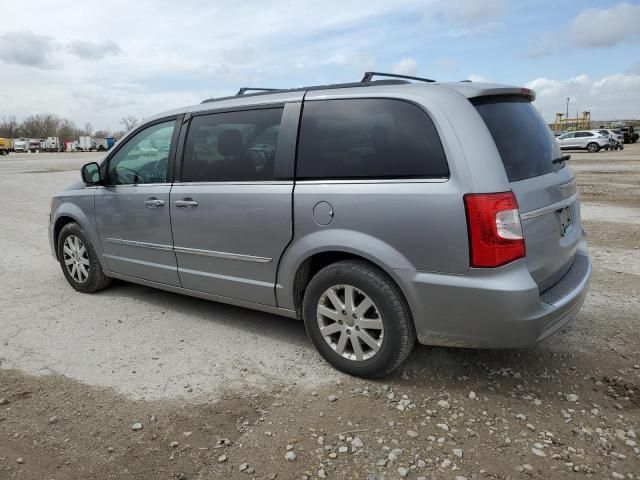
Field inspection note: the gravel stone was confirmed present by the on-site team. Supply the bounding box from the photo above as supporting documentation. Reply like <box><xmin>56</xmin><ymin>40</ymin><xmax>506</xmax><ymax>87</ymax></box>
<box><xmin>285</xmin><ymin>451</ymin><xmax>297</xmax><ymax>461</ymax></box>
<box><xmin>131</xmin><ymin>422</ymin><xmax>143</xmax><ymax>431</ymax></box>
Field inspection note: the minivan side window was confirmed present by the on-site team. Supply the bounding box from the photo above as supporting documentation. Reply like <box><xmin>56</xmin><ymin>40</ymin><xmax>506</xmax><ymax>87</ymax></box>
<box><xmin>181</xmin><ymin>108</ymin><xmax>284</xmax><ymax>182</ymax></box>
<box><xmin>107</xmin><ymin>120</ymin><xmax>176</xmax><ymax>185</ymax></box>
<box><xmin>296</xmin><ymin>99</ymin><xmax>449</xmax><ymax>179</ymax></box>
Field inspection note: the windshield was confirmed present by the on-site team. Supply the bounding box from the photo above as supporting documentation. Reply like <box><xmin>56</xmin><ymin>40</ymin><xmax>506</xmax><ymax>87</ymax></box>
<box><xmin>472</xmin><ymin>95</ymin><xmax>562</xmax><ymax>182</ymax></box>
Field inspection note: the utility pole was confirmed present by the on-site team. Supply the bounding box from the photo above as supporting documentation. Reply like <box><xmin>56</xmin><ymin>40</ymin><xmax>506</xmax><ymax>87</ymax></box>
<box><xmin>566</xmin><ymin>97</ymin><xmax>570</xmax><ymax>130</ymax></box>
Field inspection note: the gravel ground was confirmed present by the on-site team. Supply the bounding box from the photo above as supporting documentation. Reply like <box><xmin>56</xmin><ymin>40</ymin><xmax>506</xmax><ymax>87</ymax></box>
<box><xmin>0</xmin><ymin>145</ymin><xmax>639</xmax><ymax>479</ymax></box>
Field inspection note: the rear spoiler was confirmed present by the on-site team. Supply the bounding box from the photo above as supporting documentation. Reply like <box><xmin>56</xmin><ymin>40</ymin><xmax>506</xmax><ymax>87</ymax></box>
<box><xmin>444</xmin><ymin>82</ymin><xmax>536</xmax><ymax>102</ymax></box>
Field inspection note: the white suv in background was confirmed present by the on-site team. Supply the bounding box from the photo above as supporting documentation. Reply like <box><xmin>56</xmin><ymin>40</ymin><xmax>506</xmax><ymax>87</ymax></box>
<box><xmin>556</xmin><ymin>130</ymin><xmax>612</xmax><ymax>153</ymax></box>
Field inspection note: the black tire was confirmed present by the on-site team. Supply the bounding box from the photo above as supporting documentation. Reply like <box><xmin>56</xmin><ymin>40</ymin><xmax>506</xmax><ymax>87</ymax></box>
<box><xmin>302</xmin><ymin>260</ymin><xmax>416</xmax><ymax>378</ymax></box>
<box><xmin>587</xmin><ymin>142</ymin><xmax>600</xmax><ymax>153</ymax></box>
<box><xmin>57</xmin><ymin>222</ymin><xmax>111</xmax><ymax>293</ymax></box>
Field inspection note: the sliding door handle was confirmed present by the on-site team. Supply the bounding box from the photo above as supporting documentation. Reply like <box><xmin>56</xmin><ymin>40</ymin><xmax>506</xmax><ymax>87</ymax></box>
<box><xmin>174</xmin><ymin>199</ymin><xmax>198</xmax><ymax>208</ymax></box>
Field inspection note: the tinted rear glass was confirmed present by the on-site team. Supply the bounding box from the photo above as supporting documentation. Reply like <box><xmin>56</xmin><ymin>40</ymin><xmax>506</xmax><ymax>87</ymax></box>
<box><xmin>472</xmin><ymin>96</ymin><xmax>561</xmax><ymax>182</ymax></box>
<box><xmin>297</xmin><ymin>99</ymin><xmax>448</xmax><ymax>179</ymax></box>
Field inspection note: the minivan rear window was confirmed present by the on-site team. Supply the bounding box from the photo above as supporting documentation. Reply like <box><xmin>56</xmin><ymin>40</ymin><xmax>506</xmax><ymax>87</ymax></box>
<box><xmin>472</xmin><ymin>96</ymin><xmax>561</xmax><ymax>182</ymax></box>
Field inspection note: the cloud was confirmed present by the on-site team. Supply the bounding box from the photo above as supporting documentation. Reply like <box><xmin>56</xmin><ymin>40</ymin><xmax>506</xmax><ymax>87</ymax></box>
<box><xmin>392</xmin><ymin>57</ymin><xmax>418</xmax><ymax>76</ymax></box>
<box><xmin>467</xmin><ymin>73</ymin><xmax>490</xmax><ymax>82</ymax></box>
<box><xmin>0</xmin><ymin>31</ymin><xmax>58</xmax><ymax>69</ymax></box>
<box><xmin>67</xmin><ymin>40</ymin><xmax>122</xmax><ymax>60</ymax></box>
<box><xmin>526</xmin><ymin>73</ymin><xmax>640</xmax><ymax>121</ymax></box>
<box><xmin>440</xmin><ymin>0</ymin><xmax>507</xmax><ymax>26</ymax></box>
<box><xmin>569</xmin><ymin>2</ymin><xmax>640</xmax><ymax>48</ymax></box>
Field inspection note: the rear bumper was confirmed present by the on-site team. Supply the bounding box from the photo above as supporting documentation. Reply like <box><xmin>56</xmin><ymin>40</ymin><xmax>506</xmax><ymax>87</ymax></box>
<box><xmin>399</xmin><ymin>233</ymin><xmax>591</xmax><ymax>348</ymax></box>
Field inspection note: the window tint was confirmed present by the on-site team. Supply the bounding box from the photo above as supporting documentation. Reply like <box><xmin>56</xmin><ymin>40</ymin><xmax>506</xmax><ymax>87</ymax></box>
<box><xmin>296</xmin><ymin>99</ymin><xmax>448</xmax><ymax>179</ymax></box>
<box><xmin>108</xmin><ymin>120</ymin><xmax>175</xmax><ymax>185</ymax></box>
<box><xmin>472</xmin><ymin>96</ymin><xmax>561</xmax><ymax>182</ymax></box>
<box><xmin>575</xmin><ymin>132</ymin><xmax>592</xmax><ymax>138</ymax></box>
<box><xmin>182</xmin><ymin>108</ymin><xmax>284</xmax><ymax>182</ymax></box>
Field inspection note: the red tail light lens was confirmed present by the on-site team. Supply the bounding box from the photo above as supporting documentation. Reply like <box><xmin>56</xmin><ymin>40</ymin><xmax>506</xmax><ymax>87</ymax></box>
<box><xmin>464</xmin><ymin>192</ymin><xmax>525</xmax><ymax>268</ymax></box>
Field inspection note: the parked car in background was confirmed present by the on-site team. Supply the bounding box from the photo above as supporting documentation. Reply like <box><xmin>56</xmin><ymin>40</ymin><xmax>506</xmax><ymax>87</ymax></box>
<box><xmin>0</xmin><ymin>138</ymin><xmax>12</xmax><ymax>155</ymax></box>
<box><xmin>596</xmin><ymin>129</ymin><xmax>624</xmax><ymax>150</ymax></box>
<box><xmin>49</xmin><ymin>73</ymin><xmax>591</xmax><ymax>377</ymax></box>
<box><xmin>618</xmin><ymin>126</ymin><xmax>638</xmax><ymax>144</ymax></box>
<box><xmin>552</xmin><ymin>130</ymin><xmax>567</xmax><ymax>137</ymax></box>
<box><xmin>556</xmin><ymin>130</ymin><xmax>611</xmax><ymax>152</ymax></box>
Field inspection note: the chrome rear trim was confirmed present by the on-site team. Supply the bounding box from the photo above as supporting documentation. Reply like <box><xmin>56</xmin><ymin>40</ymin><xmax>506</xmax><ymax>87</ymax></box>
<box><xmin>520</xmin><ymin>193</ymin><xmax>578</xmax><ymax>221</ymax></box>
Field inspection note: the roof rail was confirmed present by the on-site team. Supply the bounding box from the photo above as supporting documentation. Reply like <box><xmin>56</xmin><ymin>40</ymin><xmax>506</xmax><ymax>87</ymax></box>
<box><xmin>361</xmin><ymin>71</ymin><xmax>435</xmax><ymax>83</ymax></box>
<box><xmin>237</xmin><ymin>87</ymin><xmax>281</xmax><ymax>95</ymax></box>
<box><xmin>200</xmin><ymin>78</ymin><xmax>413</xmax><ymax>104</ymax></box>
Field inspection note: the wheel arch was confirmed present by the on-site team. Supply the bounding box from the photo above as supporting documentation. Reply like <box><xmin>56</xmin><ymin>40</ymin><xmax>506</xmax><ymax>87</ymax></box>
<box><xmin>51</xmin><ymin>201</ymin><xmax>102</xmax><ymax>260</ymax></box>
<box><xmin>276</xmin><ymin>230</ymin><xmax>415</xmax><ymax>319</ymax></box>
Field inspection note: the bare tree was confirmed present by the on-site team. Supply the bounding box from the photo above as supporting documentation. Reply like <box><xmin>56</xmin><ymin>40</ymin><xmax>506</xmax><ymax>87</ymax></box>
<box><xmin>0</xmin><ymin>116</ymin><xmax>20</xmax><ymax>138</ymax></box>
<box><xmin>83</xmin><ymin>122</ymin><xmax>93</xmax><ymax>136</ymax></box>
<box><xmin>57</xmin><ymin>118</ymin><xmax>79</xmax><ymax>141</ymax></box>
<box><xmin>19</xmin><ymin>113</ymin><xmax>61</xmax><ymax>137</ymax></box>
<box><xmin>120</xmin><ymin>116</ymin><xmax>138</xmax><ymax>131</ymax></box>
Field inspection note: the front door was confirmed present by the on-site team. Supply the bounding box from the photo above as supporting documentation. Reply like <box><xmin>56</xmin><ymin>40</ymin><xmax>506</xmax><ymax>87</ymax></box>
<box><xmin>95</xmin><ymin>118</ymin><xmax>181</xmax><ymax>286</ymax></box>
<box><xmin>170</xmin><ymin>105</ymin><xmax>298</xmax><ymax>305</ymax></box>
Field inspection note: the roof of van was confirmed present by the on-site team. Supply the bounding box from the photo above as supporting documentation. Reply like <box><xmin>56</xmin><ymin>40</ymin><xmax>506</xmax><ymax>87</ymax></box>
<box><xmin>142</xmin><ymin>75</ymin><xmax>533</xmax><ymax>125</ymax></box>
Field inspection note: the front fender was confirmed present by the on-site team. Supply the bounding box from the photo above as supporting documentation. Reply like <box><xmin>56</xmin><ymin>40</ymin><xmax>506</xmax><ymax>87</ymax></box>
<box><xmin>50</xmin><ymin>191</ymin><xmax>101</xmax><ymax>260</ymax></box>
<box><xmin>276</xmin><ymin>229</ymin><xmax>414</xmax><ymax>311</ymax></box>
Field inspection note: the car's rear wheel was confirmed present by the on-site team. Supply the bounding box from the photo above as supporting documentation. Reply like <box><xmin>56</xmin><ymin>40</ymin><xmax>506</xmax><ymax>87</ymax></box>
<box><xmin>587</xmin><ymin>142</ymin><xmax>600</xmax><ymax>153</ymax></box>
<box><xmin>302</xmin><ymin>260</ymin><xmax>415</xmax><ymax>378</ymax></box>
<box><xmin>57</xmin><ymin>222</ymin><xmax>111</xmax><ymax>293</ymax></box>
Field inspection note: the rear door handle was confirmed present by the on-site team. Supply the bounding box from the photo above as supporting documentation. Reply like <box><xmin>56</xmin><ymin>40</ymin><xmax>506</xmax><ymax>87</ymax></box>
<box><xmin>144</xmin><ymin>198</ymin><xmax>165</xmax><ymax>208</ymax></box>
<box><xmin>174</xmin><ymin>199</ymin><xmax>198</xmax><ymax>208</ymax></box>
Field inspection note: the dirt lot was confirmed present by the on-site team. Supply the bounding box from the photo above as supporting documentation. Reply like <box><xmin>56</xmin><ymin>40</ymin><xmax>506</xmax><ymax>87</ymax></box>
<box><xmin>1</xmin><ymin>146</ymin><xmax>639</xmax><ymax>479</ymax></box>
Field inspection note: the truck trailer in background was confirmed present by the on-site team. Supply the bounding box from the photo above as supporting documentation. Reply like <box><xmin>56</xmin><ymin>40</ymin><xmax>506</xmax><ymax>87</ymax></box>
<box><xmin>43</xmin><ymin>137</ymin><xmax>61</xmax><ymax>152</ymax></box>
<box><xmin>0</xmin><ymin>138</ymin><xmax>13</xmax><ymax>155</ymax></box>
<box><xmin>13</xmin><ymin>139</ymin><xmax>28</xmax><ymax>152</ymax></box>
<box><xmin>95</xmin><ymin>137</ymin><xmax>115</xmax><ymax>151</ymax></box>
<box><xmin>77</xmin><ymin>136</ymin><xmax>96</xmax><ymax>152</ymax></box>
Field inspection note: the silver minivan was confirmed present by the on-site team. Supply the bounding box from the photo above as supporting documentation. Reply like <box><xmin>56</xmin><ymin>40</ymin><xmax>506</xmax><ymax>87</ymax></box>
<box><xmin>49</xmin><ymin>72</ymin><xmax>591</xmax><ymax>377</ymax></box>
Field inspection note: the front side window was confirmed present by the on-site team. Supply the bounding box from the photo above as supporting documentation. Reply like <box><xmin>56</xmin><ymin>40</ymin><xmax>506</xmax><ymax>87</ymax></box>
<box><xmin>181</xmin><ymin>108</ymin><xmax>284</xmax><ymax>182</ymax></box>
<box><xmin>107</xmin><ymin>120</ymin><xmax>176</xmax><ymax>185</ymax></box>
<box><xmin>296</xmin><ymin>99</ymin><xmax>449</xmax><ymax>179</ymax></box>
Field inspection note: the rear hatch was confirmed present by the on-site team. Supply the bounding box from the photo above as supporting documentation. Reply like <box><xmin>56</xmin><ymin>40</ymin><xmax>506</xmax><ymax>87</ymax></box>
<box><xmin>472</xmin><ymin>95</ymin><xmax>582</xmax><ymax>291</ymax></box>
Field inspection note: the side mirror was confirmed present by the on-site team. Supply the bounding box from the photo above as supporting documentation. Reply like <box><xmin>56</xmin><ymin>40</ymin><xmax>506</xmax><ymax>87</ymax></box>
<box><xmin>81</xmin><ymin>162</ymin><xmax>102</xmax><ymax>184</ymax></box>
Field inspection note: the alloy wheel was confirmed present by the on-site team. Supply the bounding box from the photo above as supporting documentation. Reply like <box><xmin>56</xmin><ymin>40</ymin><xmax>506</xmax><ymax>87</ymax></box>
<box><xmin>316</xmin><ymin>284</ymin><xmax>384</xmax><ymax>361</ymax></box>
<box><xmin>63</xmin><ymin>235</ymin><xmax>90</xmax><ymax>284</ymax></box>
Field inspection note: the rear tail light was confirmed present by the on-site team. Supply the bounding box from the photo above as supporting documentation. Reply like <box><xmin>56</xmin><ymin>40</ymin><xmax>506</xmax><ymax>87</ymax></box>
<box><xmin>464</xmin><ymin>192</ymin><xmax>525</xmax><ymax>268</ymax></box>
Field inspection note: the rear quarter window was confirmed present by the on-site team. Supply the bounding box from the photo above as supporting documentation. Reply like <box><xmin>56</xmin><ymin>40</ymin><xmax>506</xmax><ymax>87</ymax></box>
<box><xmin>296</xmin><ymin>98</ymin><xmax>449</xmax><ymax>179</ymax></box>
<box><xmin>472</xmin><ymin>96</ymin><xmax>561</xmax><ymax>182</ymax></box>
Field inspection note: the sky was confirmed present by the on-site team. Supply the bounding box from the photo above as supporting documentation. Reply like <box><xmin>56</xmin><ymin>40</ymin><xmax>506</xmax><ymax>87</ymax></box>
<box><xmin>0</xmin><ymin>0</ymin><xmax>639</xmax><ymax>131</ymax></box>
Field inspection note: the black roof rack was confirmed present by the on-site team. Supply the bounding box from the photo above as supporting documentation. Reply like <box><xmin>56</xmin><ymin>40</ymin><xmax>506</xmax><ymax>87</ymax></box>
<box><xmin>361</xmin><ymin>71</ymin><xmax>435</xmax><ymax>83</ymax></box>
<box><xmin>237</xmin><ymin>87</ymin><xmax>281</xmax><ymax>95</ymax></box>
<box><xmin>200</xmin><ymin>72</ymin><xmax>433</xmax><ymax>104</ymax></box>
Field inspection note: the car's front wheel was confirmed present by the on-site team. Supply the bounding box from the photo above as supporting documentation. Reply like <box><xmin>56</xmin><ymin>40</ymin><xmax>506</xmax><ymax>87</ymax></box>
<box><xmin>302</xmin><ymin>260</ymin><xmax>415</xmax><ymax>378</ymax></box>
<box><xmin>57</xmin><ymin>222</ymin><xmax>111</xmax><ymax>293</ymax></box>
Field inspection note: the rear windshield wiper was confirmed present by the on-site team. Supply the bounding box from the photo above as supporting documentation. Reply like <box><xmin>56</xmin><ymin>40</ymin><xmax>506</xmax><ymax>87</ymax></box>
<box><xmin>552</xmin><ymin>154</ymin><xmax>571</xmax><ymax>164</ymax></box>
